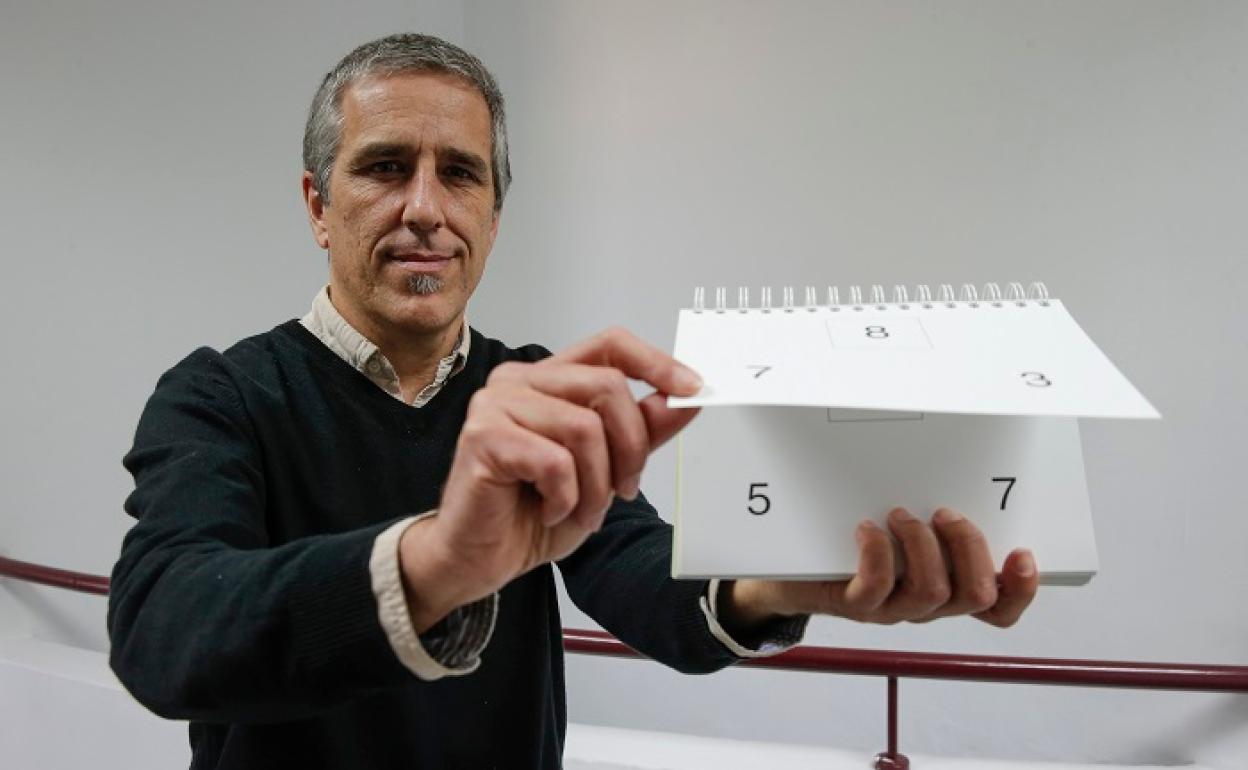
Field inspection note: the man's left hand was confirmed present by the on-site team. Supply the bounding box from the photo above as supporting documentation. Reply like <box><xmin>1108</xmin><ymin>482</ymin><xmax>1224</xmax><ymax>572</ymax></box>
<box><xmin>719</xmin><ymin>506</ymin><xmax>1039</xmax><ymax>631</ymax></box>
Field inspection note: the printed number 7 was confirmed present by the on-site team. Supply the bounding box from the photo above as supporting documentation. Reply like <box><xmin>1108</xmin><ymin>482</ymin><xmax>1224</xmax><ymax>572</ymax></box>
<box><xmin>991</xmin><ymin>477</ymin><xmax>1017</xmax><ymax>510</ymax></box>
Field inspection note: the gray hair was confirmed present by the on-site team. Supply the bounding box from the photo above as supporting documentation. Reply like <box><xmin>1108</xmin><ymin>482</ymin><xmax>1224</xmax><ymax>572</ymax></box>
<box><xmin>302</xmin><ymin>33</ymin><xmax>511</xmax><ymax>211</ymax></box>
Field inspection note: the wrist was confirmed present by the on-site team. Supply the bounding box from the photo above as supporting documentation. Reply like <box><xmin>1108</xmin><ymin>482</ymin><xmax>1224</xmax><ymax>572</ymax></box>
<box><xmin>398</xmin><ymin>514</ymin><xmax>489</xmax><ymax>634</ymax></box>
<box><xmin>718</xmin><ymin>579</ymin><xmax>793</xmax><ymax>633</ymax></box>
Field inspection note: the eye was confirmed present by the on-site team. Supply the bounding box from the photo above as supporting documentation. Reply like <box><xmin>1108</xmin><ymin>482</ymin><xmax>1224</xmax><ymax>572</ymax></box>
<box><xmin>444</xmin><ymin>165</ymin><xmax>479</xmax><ymax>182</ymax></box>
<box><xmin>368</xmin><ymin>160</ymin><xmax>405</xmax><ymax>175</ymax></box>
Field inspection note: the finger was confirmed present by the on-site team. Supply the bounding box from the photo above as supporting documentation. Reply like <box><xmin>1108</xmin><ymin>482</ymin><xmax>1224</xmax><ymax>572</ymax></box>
<box><xmin>923</xmin><ymin>507</ymin><xmax>998</xmax><ymax>620</ymax></box>
<box><xmin>500</xmin><ymin>387</ymin><xmax>613</xmax><ymax>530</ymax></box>
<box><xmin>537</xmin><ymin>511</ymin><xmax>607</xmax><ymax>565</ymax></box>
<box><xmin>825</xmin><ymin>520</ymin><xmax>895</xmax><ymax>618</ymax></box>
<box><xmin>974</xmin><ymin>549</ymin><xmax>1038</xmax><ymax>628</ymax></box>
<box><xmin>637</xmin><ymin>393</ymin><xmax>699</xmax><ymax>451</ymax></box>
<box><xmin>883</xmin><ymin>507</ymin><xmax>951</xmax><ymax>621</ymax></box>
<box><xmin>456</xmin><ymin>416</ymin><xmax>579</xmax><ymax>527</ymax></box>
<box><xmin>554</xmin><ymin>327</ymin><xmax>703</xmax><ymax>397</ymax></box>
<box><xmin>495</xmin><ymin>362</ymin><xmax>650</xmax><ymax>500</ymax></box>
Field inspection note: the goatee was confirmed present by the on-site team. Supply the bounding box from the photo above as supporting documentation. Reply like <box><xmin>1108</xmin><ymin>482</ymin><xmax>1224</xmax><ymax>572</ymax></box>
<box><xmin>406</xmin><ymin>274</ymin><xmax>444</xmax><ymax>295</ymax></box>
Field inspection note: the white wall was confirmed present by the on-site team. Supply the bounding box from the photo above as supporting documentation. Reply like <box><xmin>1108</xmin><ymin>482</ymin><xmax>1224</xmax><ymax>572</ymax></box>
<box><xmin>2</xmin><ymin>0</ymin><xmax>1246</xmax><ymax>765</ymax></box>
<box><xmin>0</xmin><ymin>0</ymin><xmax>464</xmax><ymax>642</ymax></box>
<box><xmin>461</xmin><ymin>0</ymin><xmax>1248</xmax><ymax>763</ymax></box>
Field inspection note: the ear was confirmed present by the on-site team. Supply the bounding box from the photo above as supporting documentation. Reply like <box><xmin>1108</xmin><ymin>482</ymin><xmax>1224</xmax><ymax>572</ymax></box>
<box><xmin>489</xmin><ymin>208</ymin><xmax>501</xmax><ymax>243</ymax></box>
<box><xmin>302</xmin><ymin>171</ymin><xmax>331</xmax><ymax>250</ymax></box>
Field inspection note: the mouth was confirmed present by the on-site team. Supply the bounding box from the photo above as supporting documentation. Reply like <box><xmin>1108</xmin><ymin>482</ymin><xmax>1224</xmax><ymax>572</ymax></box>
<box><xmin>387</xmin><ymin>251</ymin><xmax>456</xmax><ymax>273</ymax></box>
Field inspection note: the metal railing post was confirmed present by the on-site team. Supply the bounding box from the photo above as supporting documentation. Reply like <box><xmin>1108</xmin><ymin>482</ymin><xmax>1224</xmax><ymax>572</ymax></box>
<box><xmin>873</xmin><ymin>676</ymin><xmax>910</xmax><ymax>769</ymax></box>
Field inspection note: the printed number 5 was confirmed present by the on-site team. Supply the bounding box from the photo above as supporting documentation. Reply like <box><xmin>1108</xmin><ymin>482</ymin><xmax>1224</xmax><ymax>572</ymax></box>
<box><xmin>748</xmin><ymin>483</ymin><xmax>771</xmax><ymax>515</ymax></box>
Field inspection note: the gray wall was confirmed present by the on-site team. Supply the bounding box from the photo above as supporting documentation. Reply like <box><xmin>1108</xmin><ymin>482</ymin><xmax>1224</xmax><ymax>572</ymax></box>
<box><xmin>0</xmin><ymin>0</ymin><xmax>464</xmax><ymax>642</ymax></box>
<box><xmin>2</xmin><ymin>0</ymin><xmax>1246</xmax><ymax>764</ymax></box>
<box><xmin>465</xmin><ymin>0</ymin><xmax>1248</xmax><ymax>763</ymax></box>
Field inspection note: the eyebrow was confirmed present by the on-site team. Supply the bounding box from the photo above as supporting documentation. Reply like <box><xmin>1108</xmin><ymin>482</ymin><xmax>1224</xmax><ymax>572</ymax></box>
<box><xmin>350</xmin><ymin>142</ymin><xmax>408</xmax><ymax>162</ymax></box>
<box><xmin>443</xmin><ymin>147</ymin><xmax>489</xmax><ymax>178</ymax></box>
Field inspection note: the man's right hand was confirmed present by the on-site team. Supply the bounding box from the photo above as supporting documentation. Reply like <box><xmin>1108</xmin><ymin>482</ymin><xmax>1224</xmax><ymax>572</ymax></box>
<box><xmin>398</xmin><ymin>328</ymin><xmax>703</xmax><ymax>632</ymax></box>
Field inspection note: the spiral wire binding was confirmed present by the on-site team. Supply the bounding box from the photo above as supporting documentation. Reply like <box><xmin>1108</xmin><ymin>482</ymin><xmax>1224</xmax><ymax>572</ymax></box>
<box><xmin>893</xmin><ymin>284</ymin><xmax>909</xmax><ymax>307</ymax></box>
<box><xmin>691</xmin><ymin>282</ymin><xmax>1054</xmax><ymax>312</ymax></box>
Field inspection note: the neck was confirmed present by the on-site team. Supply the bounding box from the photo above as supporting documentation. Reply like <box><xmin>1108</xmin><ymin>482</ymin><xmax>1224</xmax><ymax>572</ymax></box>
<box><xmin>381</xmin><ymin>321</ymin><xmax>462</xmax><ymax>402</ymax></box>
<box><xmin>326</xmin><ymin>289</ymin><xmax>463</xmax><ymax>402</ymax></box>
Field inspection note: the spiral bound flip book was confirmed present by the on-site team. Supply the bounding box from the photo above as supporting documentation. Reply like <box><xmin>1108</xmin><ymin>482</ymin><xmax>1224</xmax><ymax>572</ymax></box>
<box><xmin>670</xmin><ymin>282</ymin><xmax>1159</xmax><ymax>585</ymax></box>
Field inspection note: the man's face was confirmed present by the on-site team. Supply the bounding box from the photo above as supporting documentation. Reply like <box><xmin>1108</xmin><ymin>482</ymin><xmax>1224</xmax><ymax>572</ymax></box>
<box><xmin>304</xmin><ymin>71</ymin><xmax>499</xmax><ymax>343</ymax></box>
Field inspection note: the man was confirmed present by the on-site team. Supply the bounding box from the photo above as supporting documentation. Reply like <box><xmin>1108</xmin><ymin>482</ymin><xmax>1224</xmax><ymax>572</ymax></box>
<box><xmin>108</xmin><ymin>33</ymin><xmax>1038</xmax><ymax>769</ymax></box>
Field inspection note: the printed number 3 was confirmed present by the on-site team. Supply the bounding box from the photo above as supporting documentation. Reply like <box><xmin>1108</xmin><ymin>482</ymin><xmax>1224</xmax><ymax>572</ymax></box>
<box><xmin>1021</xmin><ymin>371</ymin><xmax>1052</xmax><ymax>387</ymax></box>
<box><xmin>748</xmin><ymin>483</ymin><xmax>770</xmax><ymax>515</ymax></box>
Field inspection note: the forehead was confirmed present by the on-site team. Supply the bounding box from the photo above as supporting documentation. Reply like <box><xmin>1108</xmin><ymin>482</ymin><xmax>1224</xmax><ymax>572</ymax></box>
<box><xmin>337</xmin><ymin>71</ymin><xmax>492</xmax><ymax>155</ymax></box>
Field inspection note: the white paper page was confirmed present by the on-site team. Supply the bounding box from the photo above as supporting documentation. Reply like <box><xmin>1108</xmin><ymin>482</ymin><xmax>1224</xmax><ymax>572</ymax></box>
<box><xmin>669</xmin><ymin>300</ymin><xmax>1158</xmax><ymax>418</ymax></box>
<box><xmin>674</xmin><ymin>408</ymin><xmax>1097</xmax><ymax>584</ymax></box>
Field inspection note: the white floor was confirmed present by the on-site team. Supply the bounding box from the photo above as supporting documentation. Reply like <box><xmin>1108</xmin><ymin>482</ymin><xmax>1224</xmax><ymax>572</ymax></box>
<box><xmin>564</xmin><ymin>722</ymin><xmax>1228</xmax><ymax>770</ymax></box>
<box><xmin>0</xmin><ymin>636</ymin><xmax>1233</xmax><ymax>770</ymax></box>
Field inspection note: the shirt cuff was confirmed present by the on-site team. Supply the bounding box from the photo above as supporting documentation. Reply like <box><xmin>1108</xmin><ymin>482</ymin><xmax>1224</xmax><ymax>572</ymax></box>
<box><xmin>699</xmin><ymin>578</ymin><xmax>809</xmax><ymax>659</ymax></box>
<box><xmin>370</xmin><ymin>512</ymin><xmax>499</xmax><ymax>680</ymax></box>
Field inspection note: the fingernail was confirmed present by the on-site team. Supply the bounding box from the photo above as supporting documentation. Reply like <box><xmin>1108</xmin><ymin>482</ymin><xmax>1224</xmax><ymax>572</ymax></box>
<box><xmin>1016</xmin><ymin>550</ymin><xmax>1036</xmax><ymax>577</ymax></box>
<box><xmin>855</xmin><ymin>520</ymin><xmax>876</xmax><ymax>544</ymax></box>
<box><xmin>674</xmin><ymin>365</ymin><xmax>703</xmax><ymax>392</ymax></box>
<box><xmin>888</xmin><ymin>507</ymin><xmax>914</xmax><ymax>525</ymax></box>
<box><xmin>543</xmin><ymin>508</ymin><xmax>564</xmax><ymax>526</ymax></box>
<box><xmin>932</xmin><ymin>507</ymin><xmax>964</xmax><ymax>524</ymax></box>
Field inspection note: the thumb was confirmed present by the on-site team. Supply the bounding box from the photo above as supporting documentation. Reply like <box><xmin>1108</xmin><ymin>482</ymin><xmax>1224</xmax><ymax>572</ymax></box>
<box><xmin>638</xmin><ymin>395</ymin><xmax>699</xmax><ymax>450</ymax></box>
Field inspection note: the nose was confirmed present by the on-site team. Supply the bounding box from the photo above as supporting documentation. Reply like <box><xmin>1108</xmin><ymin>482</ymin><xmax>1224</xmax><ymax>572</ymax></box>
<box><xmin>401</xmin><ymin>162</ymin><xmax>445</xmax><ymax>233</ymax></box>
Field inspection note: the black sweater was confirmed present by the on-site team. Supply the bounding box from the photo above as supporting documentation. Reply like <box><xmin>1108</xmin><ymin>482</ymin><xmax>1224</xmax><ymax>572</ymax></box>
<box><xmin>107</xmin><ymin>320</ymin><xmax>738</xmax><ymax>769</ymax></box>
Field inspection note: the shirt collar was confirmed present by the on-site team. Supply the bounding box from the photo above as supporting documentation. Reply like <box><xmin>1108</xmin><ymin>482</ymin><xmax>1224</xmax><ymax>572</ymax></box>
<box><xmin>299</xmin><ymin>286</ymin><xmax>470</xmax><ymax>406</ymax></box>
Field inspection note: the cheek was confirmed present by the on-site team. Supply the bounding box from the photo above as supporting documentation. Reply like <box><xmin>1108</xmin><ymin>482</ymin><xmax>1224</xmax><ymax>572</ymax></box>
<box><xmin>460</xmin><ymin>203</ymin><xmax>498</xmax><ymax>251</ymax></box>
<box><xmin>333</xmin><ymin>200</ymin><xmax>393</xmax><ymax>257</ymax></box>
<box><xmin>327</xmin><ymin>221</ymin><xmax>374</xmax><ymax>283</ymax></box>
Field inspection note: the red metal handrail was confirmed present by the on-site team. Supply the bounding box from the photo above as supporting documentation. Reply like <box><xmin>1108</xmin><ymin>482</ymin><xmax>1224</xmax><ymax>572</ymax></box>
<box><xmin>5</xmin><ymin>555</ymin><xmax>1246</xmax><ymax>691</ymax></box>
<box><xmin>0</xmin><ymin>556</ymin><xmax>110</xmax><ymax>596</ymax></box>
<box><xmin>6</xmin><ymin>555</ymin><xmax>1248</xmax><ymax>769</ymax></box>
<box><xmin>563</xmin><ymin>627</ymin><xmax>1248</xmax><ymax>691</ymax></box>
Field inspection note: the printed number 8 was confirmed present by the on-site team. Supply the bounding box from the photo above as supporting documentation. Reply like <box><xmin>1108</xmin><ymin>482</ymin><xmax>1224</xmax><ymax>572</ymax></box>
<box><xmin>865</xmin><ymin>325</ymin><xmax>889</xmax><ymax>339</ymax></box>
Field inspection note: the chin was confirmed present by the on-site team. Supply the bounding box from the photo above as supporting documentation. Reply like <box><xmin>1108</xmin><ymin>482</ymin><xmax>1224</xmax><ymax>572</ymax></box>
<box><xmin>385</xmin><ymin>297</ymin><xmax>462</xmax><ymax>335</ymax></box>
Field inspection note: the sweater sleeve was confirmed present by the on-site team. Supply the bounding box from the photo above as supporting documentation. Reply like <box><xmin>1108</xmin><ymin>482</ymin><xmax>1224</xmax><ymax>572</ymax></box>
<box><xmin>107</xmin><ymin>350</ymin><xmax>412</xmax><ymax>723</ymax></box>
<box><xmin>556</xmin><ymin>492</ymin><xmax>740</xmax><ymax>674</ymax></box>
